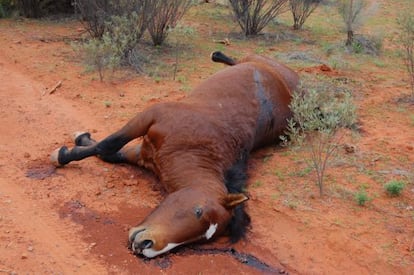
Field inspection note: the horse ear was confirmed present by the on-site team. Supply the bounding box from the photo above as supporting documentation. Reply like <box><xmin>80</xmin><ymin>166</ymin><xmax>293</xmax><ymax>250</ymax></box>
<box><xmin>224</xmin><ymin>193</ymin><xmax>249</xmax><ymax>209</ymax></box>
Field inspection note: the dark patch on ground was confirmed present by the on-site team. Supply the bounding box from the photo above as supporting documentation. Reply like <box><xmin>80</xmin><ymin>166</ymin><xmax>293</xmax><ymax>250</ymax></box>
<box><xmin>58</xmin><ymin>200</ymin><xmax>149</xmax><ymax>273</ymax></box>
<box><xmin>175</xmin><ymin>246</ymin><xmax>288</xmax><ymax>274</ymax></box>
<box><xmin>25</xmin><ymin>164</ymin><xmax>57</xmax><ymax>180</ymax></box>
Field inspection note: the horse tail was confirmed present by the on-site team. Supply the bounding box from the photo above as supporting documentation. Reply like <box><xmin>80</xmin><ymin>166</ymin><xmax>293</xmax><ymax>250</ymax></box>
<box><xmin>211</xmin><ymin>51</ymin><xmax>237</xmax><ymax>66</ymax></box>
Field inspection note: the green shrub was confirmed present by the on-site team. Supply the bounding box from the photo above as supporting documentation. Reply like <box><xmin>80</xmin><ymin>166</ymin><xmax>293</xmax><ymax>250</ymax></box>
<box><xmin>78</xmin><ymin>11</ymin><xmax>150</xmax><ymax>79</ymax></box>
<box><xmin>351</xmin><ymin>40</ymin><xmax>363</xmax><ymax>54</ymax></box>
<box><xmin>354</xmin><ymin>189</ymin><xmax>369</xmax><ymax>206</ymax></box>
<box><xmin>282</xmin><ymin>75</ymin><xmax>357</xmax><ymax>196</ymax></box>
<box><xmin>74</xmin><ymin>0</ymin><xmax>152</xmax><ymax>39</ymax></box>
<box><xmin>80</xmin><ymin>37</ymin><xmax>118</xmax><ymax>81</ymax></box>
<box><xmin>104</xmin><ymin>13</ymin><xmax>144</xmax><ymax>59</ymax></box>
<box><xmin>384</xmin><ymin>180</ymin><xmax>405</xmax><ymax>197</ymax></box>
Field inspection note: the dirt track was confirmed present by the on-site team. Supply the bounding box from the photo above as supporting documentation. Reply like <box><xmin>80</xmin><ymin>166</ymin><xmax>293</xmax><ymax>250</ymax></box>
<box><xmin>0</xmin><ymin>54</ymin><xmax>106</xmax><ymax>273</ymax></box>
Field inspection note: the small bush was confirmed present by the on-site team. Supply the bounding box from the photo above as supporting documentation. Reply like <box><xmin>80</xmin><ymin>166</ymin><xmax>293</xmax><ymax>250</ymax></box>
<box><xmin>76</xmin><ymin>1</ymin><xmax>155</xmax><ymax>78</ymax></box>
<box><xmin>79</xmin><ymin>37</ymin><xmax>119</xmax><ymax>81</ymax></box>
<box><xmin>348</xmin><ymin>34</ymin><xmax>382</xmax><ymax>55</ymax></box>
<box><xmin>228</xmin><ymin>0</ymin><xmax>288</xmax><ymax>36</ymax></box>
<box><xmin>384</xmin><ymin>180</ymin><xmax>405</xmax><ymax>197</ymax></box>
<box><xmin>104</xmin><ymin>13</ymin><xmax>145</xmax><ymax>58</ymax></box>
<box><xmin>80</xmin><ymin>16</ymin><xmax>151</xmax><ymax>81</ymax></box>
<box><xmin>73</xmin><ymin>0</ymin><xmax>111</xmax><ymax>38</ymax></box>
<box><xmin>282</xmin><ymin>75</ymin><xmax>357</xmax><ymax>196</ymax></box>
<box><xmin>147</xmin><ymin>0</ymin><xmax>193</xmax><ymax>46</ymax></box>
<box><xmin>74</xmin><ymin>0</ymin><xmax>153</xmax><ymax>39</ymax></box>
<box><xmin>288</xmin><ymin>0</ymin><xmax>321</xmax><ymax>30</ymax></box>
<box><xmin>397</xmin><ymin>11</ymin><xmax>414</xmax><ymax>100</ymax></box>
<box><xmin>354</xmin><ymin>189</ymin><xmax>369</xmax><ymax>206</ymax></box>
<box><xmin>337</xmin><ymin>0</ymin><xmax>367</xmax><ymax>46</ymax></box>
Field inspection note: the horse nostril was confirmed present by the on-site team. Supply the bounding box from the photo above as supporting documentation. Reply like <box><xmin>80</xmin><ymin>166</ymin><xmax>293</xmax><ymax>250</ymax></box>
<box><xmin>129</xmin><ymin>228</ymin><xmax>145</xmax><ymax>243</ymax></box>
<box><xmin>133</xmin><ymin>242</ymin><xmax>141</xmax><ymax>252</ymax></box>
<box><xmin>139</xmin><ymin>239</ymin><xmax>154</xmax><ymax>249</ymax></box>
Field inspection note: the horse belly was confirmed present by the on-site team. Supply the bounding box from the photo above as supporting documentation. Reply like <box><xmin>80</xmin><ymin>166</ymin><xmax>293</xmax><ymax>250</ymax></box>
<box><xmin>252</xmin><ymin>70</ymin><xmax>292</xmax><ymax>148</ymax></box>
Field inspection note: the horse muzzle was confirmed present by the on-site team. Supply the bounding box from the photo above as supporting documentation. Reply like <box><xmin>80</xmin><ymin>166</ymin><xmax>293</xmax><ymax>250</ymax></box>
<box><xmin>128</xmin><ymin>226</ymin><xmax>184</xmax><ymax>258</ymax></box>
<box><xmin>128</xmin><ymin>227</ymin><xmax>153</xmax><ymax>253</ymax></box>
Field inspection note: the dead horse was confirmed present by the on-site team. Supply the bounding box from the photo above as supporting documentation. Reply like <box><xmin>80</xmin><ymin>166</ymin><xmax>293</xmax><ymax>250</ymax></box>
<box><xmin>50</xmin><ymin>51</ymin><xmax>299</xmax><ymax>258</ymax></box>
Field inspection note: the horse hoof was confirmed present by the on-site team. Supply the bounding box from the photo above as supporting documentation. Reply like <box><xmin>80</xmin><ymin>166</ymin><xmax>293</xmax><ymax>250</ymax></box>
<box><xmin>72</xmin><ymin>131</ymin><xmax>91</xmax><ymax>146</ymax></box>
<box><xmin>50</xmin><ymin>148</ymin><xmax>62</xmax><ymax>167</ymax></box>
<box><xmin>72</xmin><ymin>131</ymin><xmax>88</xmax><ymax>142</ymax></box>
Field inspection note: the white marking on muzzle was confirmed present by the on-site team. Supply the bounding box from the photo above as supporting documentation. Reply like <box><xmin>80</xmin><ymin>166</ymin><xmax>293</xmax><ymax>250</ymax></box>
<box><xmin>142</xmin><ymin>242</ymin><xmax>183</xmax><ymax>258</ymax></box>
<box><xmin>205</xmin><ymin>223</ymin><xmax>218</xmax><ymax>240</ymax></box>
<box><xmin>132</xmin><ymin>223</ymin><xmax>218</xmax><ymax>258</ymax></box>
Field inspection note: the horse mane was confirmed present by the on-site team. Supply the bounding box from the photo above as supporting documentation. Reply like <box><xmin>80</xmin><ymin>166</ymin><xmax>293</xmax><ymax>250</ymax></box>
<box><xmin>224</xmin><ymin>150</ymin><xmax>251</xmax><ymax>243</ymax></box>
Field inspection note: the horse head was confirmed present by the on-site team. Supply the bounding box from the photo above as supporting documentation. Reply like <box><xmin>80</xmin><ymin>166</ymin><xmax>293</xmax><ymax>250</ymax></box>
<box><xmin>128</xmin><ymin>187</ymin><xmax>248</xmax><ymax>258</ymax></box>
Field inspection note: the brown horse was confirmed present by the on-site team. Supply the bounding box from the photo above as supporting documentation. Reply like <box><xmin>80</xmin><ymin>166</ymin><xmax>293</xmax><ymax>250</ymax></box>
<box><xmin>50</xmin><ymin>51</ymin><xmax>299</xmax><ymax>258</ymax></box>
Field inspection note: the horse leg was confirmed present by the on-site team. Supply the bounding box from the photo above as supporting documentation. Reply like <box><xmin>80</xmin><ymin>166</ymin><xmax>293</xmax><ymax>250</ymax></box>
<box><xmin>50</xmin><ymin>109</ymin><xmax>155</xmax><ymax>167</ymax></box>
<box><xmin>50</xmin><ymin>130</ymin><xmax>133</xmax><ymax>167</ymax></box>
<box><xmin>72</xmin><ymin>131</ymin><xmax>142</xmax><ymax>165</ymax></box>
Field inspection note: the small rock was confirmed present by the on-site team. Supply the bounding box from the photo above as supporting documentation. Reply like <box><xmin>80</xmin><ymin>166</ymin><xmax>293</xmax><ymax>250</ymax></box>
<box><xmin>21</xmin><ymin>253</ymin><xmax>28</xmax><ymax>259</ymax></box>
<box><xmin>24</xmin><ymin>152</ymin><xmax>31</xmax><ymax>158</ymax></box>
<box><xmin>27</xmin><ymin>246</ymin><xmax>34</xmax><ymax>252</ymax></box>
<box><xmin>86</xmin><ymin>242</ymin><xmax>97</xmax><ymax>251</ymax></box>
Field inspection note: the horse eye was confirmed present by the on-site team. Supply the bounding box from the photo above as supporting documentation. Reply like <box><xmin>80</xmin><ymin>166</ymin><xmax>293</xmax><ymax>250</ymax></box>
<box><xmin>194</xmin><ymin>207</ymin><xmax>203</xmax><ymax>219</ymax></box>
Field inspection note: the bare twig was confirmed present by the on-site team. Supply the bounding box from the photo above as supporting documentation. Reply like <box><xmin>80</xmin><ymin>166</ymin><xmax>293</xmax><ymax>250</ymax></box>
<box><xmin>43</xmin><ymin>80</ymin><xmax>62</xmax><ymax>96</ymax></box>
<box><xmin>213</xmin><ymin>38</ymin><xmax>231</xmax><ymax>46</ymax></box>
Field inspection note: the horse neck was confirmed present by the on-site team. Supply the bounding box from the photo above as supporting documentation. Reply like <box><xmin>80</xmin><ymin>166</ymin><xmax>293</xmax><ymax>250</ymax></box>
<box><xmin>160</xmin><ymin>167</ymin><xmax>228</xmax><ymax>197</ymax></box>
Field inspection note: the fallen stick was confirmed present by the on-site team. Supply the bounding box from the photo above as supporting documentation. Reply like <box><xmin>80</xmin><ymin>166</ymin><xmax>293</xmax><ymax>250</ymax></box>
<box><xmin>42</xmin><ymin>80</ymin><xmax>62</xmax><ymax>96</ymax></box>
<box><xmin>48</xmin><ymin>80</ymin><xmax>62</xmax><ymax>94</ymax></box>
<box><xmin>213</xmin><ymin>38</ymin><xmax>230</xmax><ymax>46</ymax></box>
